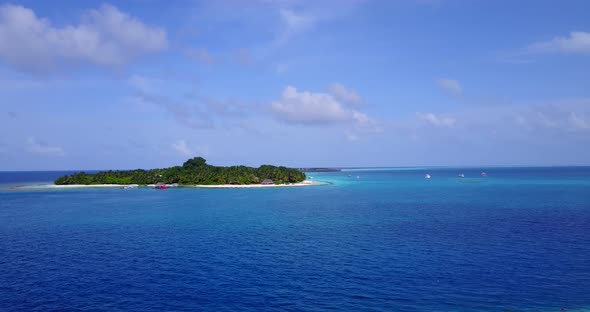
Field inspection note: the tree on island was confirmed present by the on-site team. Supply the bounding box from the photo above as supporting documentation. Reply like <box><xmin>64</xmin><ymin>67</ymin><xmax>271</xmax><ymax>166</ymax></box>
<box><xmin>54</xmin><ymin>157</ymin><xmax>306</xmax><ymax>185</ymax></box>
<box><xmin>183</xmin><ymin>157</ymin><xmax>207</xmax><ymax>169</ymax></box>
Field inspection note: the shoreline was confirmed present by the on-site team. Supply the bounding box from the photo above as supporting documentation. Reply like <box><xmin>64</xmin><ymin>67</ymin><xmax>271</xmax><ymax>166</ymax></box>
<box><xmin>190</xmin><ymin>181</ymin><xmax>316</xmax><ymax>188</ymax></box>
<box><xmin>14</xmin><ymin>180</ymin><xmax>319</xmax><ymax>189</ymax></box>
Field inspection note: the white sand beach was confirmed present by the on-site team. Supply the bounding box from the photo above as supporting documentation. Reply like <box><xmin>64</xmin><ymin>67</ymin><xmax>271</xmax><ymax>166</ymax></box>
<box><xmin>50</xmin><ymin>184</ymin><xmax>130</xmax><ymax>188</ymax></box>
<box><xmin>191</xmin><ymin>181</ymin><xmax>315</xmax><ymax>188</ymax></box>
<box><xmin>15</xmin><ymin>181</ymin><xmax>318</xmax><ymax>189</ymax></box>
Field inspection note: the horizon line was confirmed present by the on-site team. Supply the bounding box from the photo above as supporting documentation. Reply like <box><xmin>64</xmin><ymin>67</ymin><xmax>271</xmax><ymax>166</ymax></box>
<box><xmin>2</xmin><ymin>164</ymin><xmax>590</xmax><ymax>173</ymax></box>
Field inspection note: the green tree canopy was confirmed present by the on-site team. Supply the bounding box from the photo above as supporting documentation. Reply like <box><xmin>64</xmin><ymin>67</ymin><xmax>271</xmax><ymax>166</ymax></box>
<box><xmin>183</xmin><ymin>157</ymin><xmax>207</xmax><ymax>169</ymax></box>
<box><xmin>55</xmin><ymin>157</ymin><xmax>306</xmax><ymax>186</ymax></box>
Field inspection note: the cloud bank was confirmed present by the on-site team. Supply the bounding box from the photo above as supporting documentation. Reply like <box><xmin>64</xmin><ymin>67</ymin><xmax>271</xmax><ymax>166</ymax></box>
<box><xmin>271</xmin><ymin>85</ymin><xmax>370</xmax><ymax>126</ymax></box>
<box><xmin>0</xmin><ymin>3</ymin><xmax>168</xmax><ymax>73</ymax></box>
<box><xmin>528</xmin><ymin>31</ymin><xmax>590</xmax><ymax>54</ymax></box>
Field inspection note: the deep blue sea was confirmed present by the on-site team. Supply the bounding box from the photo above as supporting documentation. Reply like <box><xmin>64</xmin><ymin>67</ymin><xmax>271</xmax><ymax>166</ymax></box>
<box><xmin>1</xmin><ymin>168</ymin><xmax>589</xmax><ymax>311</ymax></box>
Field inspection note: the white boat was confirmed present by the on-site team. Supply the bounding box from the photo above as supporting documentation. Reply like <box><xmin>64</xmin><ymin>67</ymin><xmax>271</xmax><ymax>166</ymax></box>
<box><xmin>425</xmin><ymin>174</ymin><xmax>431</xmax><ymax>179</ymax></box>
<box><xmin>481</xmin><ymin>172</ymin><xmax>487</xmax><ymax>177</ymax></box>
<box><xmin>458</xmin><ymin>173</ymin><xmax>465</xmax><ymax>178</ymax></box>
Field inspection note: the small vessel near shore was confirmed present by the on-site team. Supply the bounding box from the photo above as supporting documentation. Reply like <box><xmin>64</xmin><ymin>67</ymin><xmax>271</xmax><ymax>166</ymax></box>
<box><xmin>123</xmin><ymin>184</ymin><xmax>138</xmax><ymax>189</ymax></box>
<box><xmin>425</xmin><ymin>174</ymin><xmax>431</xmax><ymax>179</ymax></box>
<box><xmin>481</xmin><ymin>172</ymin><xmax>487</xmax><ymax>177</ymax></box>
<box><xmin>458</xmin><ymin>173</ymin><xmax>465</xmax><ymax>178</ymax></box>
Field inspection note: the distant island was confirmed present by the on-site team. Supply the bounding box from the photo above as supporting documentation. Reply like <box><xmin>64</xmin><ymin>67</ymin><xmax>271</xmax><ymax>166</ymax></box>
<box><xmin>300</xmin><ymin>168</ymin><xmax>341</xmax><ymax>172</ymax></box>
<box><xmin>54</xmin><ymin>157</ymin><xmax>307</xmax><ymax>186</ymax></box>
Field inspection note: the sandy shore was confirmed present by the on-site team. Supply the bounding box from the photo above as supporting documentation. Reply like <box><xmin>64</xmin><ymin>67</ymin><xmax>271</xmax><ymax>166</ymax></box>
<box><xmin>191</xmin><ymin>181</ymin><xmax>315</xmax><ymax>188</ymax></box>
<box><xmin>16</xmin><ymin>181</ymin><xmax>317</xmax><ymax>189</ymax></box>
<box><xmin>49</xmin><ymin>184</ymin><xmax>130</xmax><ymax>188</ymax></box>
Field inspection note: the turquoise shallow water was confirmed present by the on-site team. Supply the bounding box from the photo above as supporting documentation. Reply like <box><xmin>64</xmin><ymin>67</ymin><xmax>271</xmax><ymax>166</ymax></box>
<box><xmin>1</xmin><ymin>167</ymin><xmax>589</xmax><ymax>311</ymax></box>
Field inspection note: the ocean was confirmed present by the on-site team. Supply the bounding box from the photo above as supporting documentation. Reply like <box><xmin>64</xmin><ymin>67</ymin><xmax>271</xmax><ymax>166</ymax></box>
<box><xmin>1</xmin><ymin>167</ymin><xmax>589</xmax><ymax>311</ymax></box>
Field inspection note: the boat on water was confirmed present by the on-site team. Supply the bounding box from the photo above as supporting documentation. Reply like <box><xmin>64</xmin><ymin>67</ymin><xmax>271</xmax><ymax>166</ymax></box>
<box><xmin>155</xmin><ymin>182</ymin><xmax>167</xmax><ymax>190</ymax></box>
<box><xmin>481</xmin><ymin>172</ymin><xmax>487</xmax><ymax>177</ymax></box>
<box><xmin>123</xmin><ymin>184</ymin><xmax>138</xmax><ymax>189</ymax></box>
<box><xmin>458</xmin><ymin>173</ymin><xmax>465</xmax><ymax>178</ymax></box>
<box><xmin>425</xmin><ymin>174</ymin><xmax>431</xmax><ymax>179</ymax></box>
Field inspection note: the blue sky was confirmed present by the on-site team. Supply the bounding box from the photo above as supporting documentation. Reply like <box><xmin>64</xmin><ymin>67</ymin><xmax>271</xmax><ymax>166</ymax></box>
<box><xmin>0</xmin><ymin>0</ymin><xmax>589</xmax><ymax>170</ymax></box>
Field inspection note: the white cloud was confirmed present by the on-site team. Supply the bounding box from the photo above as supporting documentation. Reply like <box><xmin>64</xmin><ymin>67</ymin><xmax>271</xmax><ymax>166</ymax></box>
<box><xmin>569</xmin><ymin>112</ymin><xmax>590</xmax><ymax>130</ymax></box>
<box><xmin>436</xmin><ymin>78</ymin><xmax>462</xmax><ymax>97</ymax></box>
<box><xmin>0</xmin><ymin>3</ymin><xmax>168</xmax><ymax>73</ymax></box>
<box><xmin>26</xmin><ymin>138</ymin><xmax>65</xmax><ymax>156</ymax></box>
<box><xmin>411</xmin><ymin>99</ymin><xmax>590</xmax><ymax>136</ymax></box>
<box><xmin>528</xmin><ymin>31</ymin><xmax>590</xmax><ymax>54</ymax></box>
<box><xmin>417</xmin><ymin>112</ymin><xmax>456</xmax><ymax>127</ymax></box>
<box><xmin>271</xmin><ymin>85</ymin><xmax>371</xmax><ymax>125</ymax></box>
<box><xmin>329</xmin><ymin>83</ymin><xmax>362</xmax><ymax>106</ymax></box>
<box><xmin>516</xmin><ymin>103</ymin><xmax>590</xmax><ymax>132</ymax></box>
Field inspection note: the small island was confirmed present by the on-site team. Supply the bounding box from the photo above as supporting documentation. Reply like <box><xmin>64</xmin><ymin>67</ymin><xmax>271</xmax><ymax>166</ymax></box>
<box><xmin>54</xmin><ymin>157</ymin><xmax>308</xmax><ymax>187</ymax></box>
